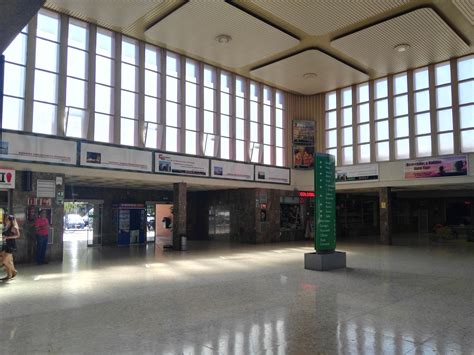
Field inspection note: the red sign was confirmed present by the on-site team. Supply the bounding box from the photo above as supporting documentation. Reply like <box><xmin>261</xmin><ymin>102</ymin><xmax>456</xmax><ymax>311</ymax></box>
<box><xmin>298</xmin><ymin>191</ymin><xmax>315</xmax><ymax>198</ymax></box>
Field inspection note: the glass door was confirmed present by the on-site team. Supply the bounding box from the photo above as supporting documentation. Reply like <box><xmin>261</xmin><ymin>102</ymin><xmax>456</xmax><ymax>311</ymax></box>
<box><xmin>87</xmin><ymin>204</ymin><xmax>103</xmax><ymax>246</ymax></box>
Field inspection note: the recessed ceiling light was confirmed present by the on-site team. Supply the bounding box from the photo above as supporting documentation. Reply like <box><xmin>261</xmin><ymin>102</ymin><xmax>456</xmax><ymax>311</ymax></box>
<box><xmin>215</xmin><ymin>34</ymin><xmax>232</xmax><ymax>44</ymax></box>
<box><xmin>303</xmin><ymin>72</ymin><xmax>317</xmax><ymax>79</ymax></box>
<box><xmin>394</xmin><ymin>44</ymin><xmax>410</xmax><ymax>53</ymax></box>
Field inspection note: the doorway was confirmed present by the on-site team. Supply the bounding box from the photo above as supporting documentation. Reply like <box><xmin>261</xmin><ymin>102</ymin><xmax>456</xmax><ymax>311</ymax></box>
<box><xmin>63</xmin><ymin>200</ymin><xmax>103</xmax><ymax>247</ymax></box>
<box><xmin>154</xmin><ymin>203</ymin><xmax>173</xmax><ymax>247</ymax></box>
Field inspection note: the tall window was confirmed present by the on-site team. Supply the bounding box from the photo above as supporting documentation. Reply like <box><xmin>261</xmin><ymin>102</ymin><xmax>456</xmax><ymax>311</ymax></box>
<box><xmin>120</xmin><ymin>36</ymin><xmax>138</xmax><ymax>146</ymax></box>
<box><xmin>203</xmin><ymin>65</ymin><xmax>216</xmax><ymax>156</ymax></box>
<box><xmin>220</xmin><ymin>71</ymin><xmax>231</xmax><ymax>159</ymax></box>
<box><xmin>65</xmin><ymin>18</ymin><xmax>88</xmax><ymax>138</ymax></box>
<box><xmin>144</xmin><ymin>44</ymin><xmax>161</xmax><ymax>149</ymax></box>
<box><xmin>275</xmin><ymin>90</ymin><xmax>285</xmax><ymax>166</ymax></box>
<box><xmin>33</xmin><ymin>9</ymin><xmax>60</xmax><ymax>135</ymax></box>
<box><xmin>357</xmin><ymin>83</ymin><xmax>370</xmax><ymax>162</ymax></box>
<box><xmin>414</xmin><ymin>67</ymin><xmax>431</xmax><ymax>157</ymax></box>
<box><xmin>185</xmin><ymin>59</ymin><xmax>198</xmax><ymax>155</ymax></box>
<box><xmin>235</xmin><ymin>76</ymin><xmax>246</xmax><ymax>161</ymax></box>
<box><xmin>374</xmin><ymin>78</ymin><xmax>389</xmax><ymax>161</ymax></box>
<box><xmin>94</xmin><ymin>28</ymin><xmax>115</xmax><ymax>143</ymax></box>
<box><xmin>457</xmin><ymin>55</ymin><xmax>474</xmax><ymax>152</ymax></box>
<box><xmin>165</xmin><ymin>51</ymin><xmax>181</xmax><ymax>152</ymax></box>
<box><xmin>341</xmin><ymin>87</ymin><xmax>353</xmax><ymax>165</ymax></box>
<box><xmin>2</xmin><ymin>26</ymin><xmax>28</xmax><ymax>130</ymax></box>
<box><xmin>435</xmin><ymin>62</ymin><xmax>454</xmax><ymax>155</ymax></box>
<box><xmin>393</xmin><ymin>73</ymin><xmax>409</xmax><ymax>159</ymax></box>
<box><xmin>325</xmin><ymin>91</ymin><xmax>337</xmax><ymax>162</ymax></box>
<box><xmin>262</xmin><ymin>86</ymin><xmax>273</xmax><ymax>165</ymax></box>
<box><xmin>249</xmin><ymin>81</ymin><xmax>261</xmax><ymax>163</ymax></box>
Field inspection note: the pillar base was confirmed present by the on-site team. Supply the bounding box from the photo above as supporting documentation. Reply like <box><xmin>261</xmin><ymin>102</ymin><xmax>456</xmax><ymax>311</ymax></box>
<box><xmin>304</xmin><ymin>251</ymin><xmax>346</xmax><ymax>271</ymax></box>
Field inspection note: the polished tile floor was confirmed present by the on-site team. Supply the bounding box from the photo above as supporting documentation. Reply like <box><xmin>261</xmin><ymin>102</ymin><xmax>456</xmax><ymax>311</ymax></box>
<box><xmin>1</xmin><ymin>239</ymin><xmax>473</xmax><ymax>354</ymax></box>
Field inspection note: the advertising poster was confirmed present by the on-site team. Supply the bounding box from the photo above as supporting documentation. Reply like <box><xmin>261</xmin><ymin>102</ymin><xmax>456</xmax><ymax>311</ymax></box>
<box><xmin>294</xmin><ymin>145</ymin><xmax>314</xmax><ymax>169</ymax></box>
<box><xmin>211</xmin><ymin>160</ymin><xmax>254</xmax><ymax>181</ymax></box>
<box><xmin>0</xmin><ymin>168</ymin><xmax>15</xmax><ymax>189</ymax></box>
<box><xmin>80</xmin><ymin>143</ymin><xmax>153</xmax><ymax>172</ymax></box>
<box><xmin>336</xmin><ymin>164</ymin><xmax>379</xmax><ymax>183</ymax></box>
<box><xmin>155</xmin><ymin>153</ymin><xmax>209</xmax><ymax>177</ymax></box>
<box><xmin>255</xmin><ymin>165</ymin><xmax>290</xmax><ymax>185</ymax></box>
<box><xmin>0</xmin><ymin>132</ymin><xmax>77</xmax><ymax>165</ymax></box>
<box><xmin>292</xmin><ymin>120</ymin><xmax>315</xmax><ymax>145</ymax></box>
<box><xmin>405</xmin><ymin>155</ymin><xmax>468</xmax><ymax>179</ymax></box>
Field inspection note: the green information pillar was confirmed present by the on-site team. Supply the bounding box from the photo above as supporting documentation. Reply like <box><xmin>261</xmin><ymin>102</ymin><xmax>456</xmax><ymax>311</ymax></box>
<box><xmin>314</xmin><ymin>153</ymin><xmax>336</xmax><ymax>253</ymax></box>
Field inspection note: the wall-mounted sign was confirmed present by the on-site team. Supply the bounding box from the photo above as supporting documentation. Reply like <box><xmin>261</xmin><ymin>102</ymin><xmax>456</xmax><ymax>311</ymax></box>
<box><xmin>80</xmin><ymin>143</ymin><xmax>152</xmax><ymax>172</ymax></box>
<box><xmin>27</xmin><ymin>198</ymin><xmax>52</xmax><ymax>206</ymax></box>
<box><xmin>37</xmin><ymin>180</ymin><xmax>55</xmax><ymax>198</ymax></box>
<box><xmin>155</xmin><ymin>153</ymin><xmax>209</xmax><ymax>177</ymax></box>
<box><xmin>294</xmin><ymin>145</ymin><xmax>315</xmax><ymax>169</ymax></box>
<box><xmin>299</xmin><ymin>191</ymin><xmax>315</xmax><ymax>198</ymax></box>
<box><xmin>336</xmin><ymin>164</ymin><xmax>379</xmax><ymax>183</ymax></box>
<box><xmin>292</xmin><ymin>120</ymin><xmax>315</xmax><ymax>145</ymax></box>
<box><xmin>211</xmin><ymin>160</ymin><xmax>254</xmax><ymax>181</ymax></box>
<box><xmin>0</xmin><ymin>168</ymin><xmax>15</xmax><ymax>189</ymax></box>
<box><xmin>255</xmin><ymin>165</ymin><xmax>290</xmax><ymax>184</ymax></box>
<box><xmin>404</xmin><ymin>155</ymin><xmax>468</xmax><ymax>179</ymax></box>
<box><xmin>0</xmin><ymin>132</ymin><xmax>77</xmax><ymax>165</ymax></box>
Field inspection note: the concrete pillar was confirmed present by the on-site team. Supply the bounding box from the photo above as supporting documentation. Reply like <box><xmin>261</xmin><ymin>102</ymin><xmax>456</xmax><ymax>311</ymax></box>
<box><xmin>379</xmin><ymin>187</ymin><xmax>392</xmax><ymax>245</ymax></box>
<box><xmin>173</xmin><ymin>182</ymin><xmax>187</xmax><ymax>250</ymax></box>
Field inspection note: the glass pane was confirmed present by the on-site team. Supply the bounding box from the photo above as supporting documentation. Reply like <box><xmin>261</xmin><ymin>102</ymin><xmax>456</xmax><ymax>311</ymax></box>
<box><xmin>33</xmin><ymin>101</ymin><xmax>56</xmax><ymax>134</ymax></box>
<box><xmin>357</xmin><ymin>83</ymin><xmax>369</xmax><ymax>103</ymax></box>
<box><xmin>250</xmin><ymin>122</ymin><xmax>259</xmax><ymax>142</ymax></box>
<box><xmin>121</xmin><ymin>90</ymin><xmax>137</xmax><ymax>119</ymax></box>
<box><xmin>236</xmin><ymin>140</ymin><xmax>245</xmax><ymax>161</ymax></box>
<box><xmin>3</xmin><ymin>33</ymin><xmax>27</xmax><ymax>65</ymax></box>
<box><xmin>341</xmin><ymin>87</ymin><xmax>352</xmax><ymax>107</ymax></box>
<box><xmin>145</xmin><ymin>70</ymin><xmax>158</xmax><ymax>97</ymax></box>
<box><xmin>236</xmin><ymin>97</ymin><xmax>244</xmax><ymax>118</ymax></box>
<box><xmin>221</xmin><ymin>115</ymin><xmax>230</xmax><ymax>137</ymax></box>
<box><xmin>2</xmin><ymin>96</ymin><xmax>24</xmax><ymax>130</ymax></box>
<box><xmin>204</xmin><ymin>88</ymin><xmax>215</xmax><ymax>111</ymax></box>
<box><xmin>395</xmin><ymin>138</ymin><xmax>410</xmax><ymax>159</ymax></box>
<box><xmin>376</xmin><ymin>120</ymin><xmax>389</xmax><ymax>141</ymax></box>
<box><xmin>94</xmin><ymin>113</ymin><xmax>112</xmax><ymax>142</ymax></box>
<box><xmin>121</xmin><ymin>118</ymin><xmax>137</xmax><ymax>146</ymax></box>
<box><xmin>121</xmin><ymin>63</ymin><xmax>137</xmax><ymax>91</ymax></box>
<box><xmin>358</xmin><ymin>123</ymin><xmax>370</xmax><ymax>143</ymax></box>
<box><xmin>276</xmin><ymin>147</ymin><xmax>284</xmax><ymax>166</ymax></box>
<box><xmin>327</xmin><ymin>148</ymin><xmax>337</xmax><ymax>162</ymax></box>
<box><xmin>375</xmin><ymin>78</ymin><xmax>387</xmax><ymax>99</ymax></box>
<box><xmin>250</xmin><ymin>82</ymin><xmax>259</xmax><ymax>102</ymax></box>
<box><xmin>145</xmin><ymin>96</ymin><xmax>158</xmax><ymax>123</ymax></box>
<box><xmin>394</xmin><ymin>116</ymin><xmax>409</xmax><ymax>138</ymax></box>
<box><xmin>342</xmin><ymin>146</ymin><xmax>353</xmax><ymax>165</ymax></box>
<box><xmin>221</xmin><ymin>137</ymin><xmax>230</xmax><ymax>160</ymax></box>
<box><xmin>437</xmin><ymin>109</ymin><xmax>452</xmax><ymax>132</ymax></box>
<box><xmin>67</xmin><ymin>47</ymin><xmax>87</xmax><ymax>79</ymax></box>
<box><xmin>358</xmin><ymin>144</ymin><xmax>370</xmax><ymax>163</ymax></box>
<box><xmin>145</xmin><ymin>45</ymin><xmax>159</xmax><ymax>72</ymax></box>
<box><xmin>204</xmin><ymin>66</ymin><xmax>216</xmax><ymax>88</ymax></box>
<box><xmin>221</xmin><ymin>93</ymin><xmax>230</xmax><ymax>115</ymax></box>
<box><xmin>263</xmin><ymin>144</ymin><xmax>271</xmax><ymax>165</ymax></box>
<box><xmin>457</xmin><ymin>55</ymin><xmax>474</xmax><ymax>81</ymax></box>
<box><xmin>263</xmin><ymin>105</ymin><xmax>271</xmax><ymax>125</ymax></box>
<box><xmin>185</xmin><ymin>131</ymin><xmax>196</xmax><ymax>155</ymax></box>
<box><xmin>186</xmin><ymin>59</ymin><xmax>198</xmax><ymax>83</ymax></box>
<box><xmin>166</xmin><ymin>52</ymin><xmax>180</xmax><ymax>77</ymax></box>
<box><xmin>96</xmin><ymin>29</ymin><xmax>113</xmax><ymax>57</ymax></box>
<box><xmin>438</xmin><ymin>132</ymin><xmax>454</xmax><ymax>155</ymax></box>
<box><xmin>342</xmin><ymin>107</ymin><xmax>352</xmax><ymax>126</ymax></box>
<box><xmin>376</xmin><ymin>141</ymin><xmax>389</xmax><ymax>161</ymax></box>
<box><xmin>263</xmin><ymin>87</ymin><xmax>272</xmax><ymax>105</ymax></box>
<box><xmin>186</xmin><ymin>107</ymin><xmax>197</xmax><ymax>131</ymax></box>
<box><xmin>326</xmin><ymin>129</ymin><xmax>337</xmax><ymax>148</ymax></box>
<box><xmin>436</xmin><ymin>86</ymin><xmax>452</xmax><ymax>109</ymax></box>
<box><xmin>221</xmin><ymin>72</ymin><xmax>230</xmax><ymax>93</ymax></box>
<box><xmin>203</xmin><ymin>134</ymin><xmax>215</xmax><ymax>156</ymax></box>
<box><xmin>34</xmin><ymin>70</ymin><xmax>58</xmax><ymax>103</ymax></box>
<box><xmin>342</xmin><ymin>127</ymin><xmax>352</xmax><ymax>146</ymax></box>
<box><xmin>236</xmin><ymin>77</ymin><xmax>245</xmax><ymax>97</ymax></box>
<box><xmin>416</xmin><ymin>136</ymin><xmax>431</xmax><ymax>157</ymax></box>
<box><xmin>326</xmin><ymin>111</ymin><xmax>337</xmax><ymax>129</ymax></box>
<box><xmin>236</xmin><ymin>119</ymin><xmax>245</xmax><ymax>140</ymax></box>
<box><xmin>250</xmin><ymin>101</ymin><xmax>258</xmax><ymax>122</ymax></box>
<box><xmin>461</xmin><ymin>130</ymin><xmax>474</xmax><ymax>152</ymax></box>
<box><xmin>37</xmin><ymin>10</ymin><xmax>59</xmax><ymax>41</ymax></box>
<box><xmin>186</xmin><ymin>82</ymin><xmax>197</xmax><ymax>107</ymax></box>
<box><xmin>415</xmin><ymin>113</ymin><xmax>431</xmax><ymax>135</ymax></box>
<box><xmin>435</xmin><ymin>62</ymin><xmax>451</xmax><ymax>86</ymax></box>
<box><xmin>65</xmin><ymin>108</ymin><xmax>86</xmax><ymax>138</ymax></box>
<box><xmin>66</xmin><ymin>78</ymin><xmax>86</xmax><ymax>109</ymax></box>
<box><xmin>95</xmin><ymin>84</ymin><xmax>113</xmax><ymax>114</ymax></box>
<box><xmin>394</xmin><ymin>73</ymin><xmax>407</xmax><ymax>95</ymax></box>
<box><xmin>166</xmin><ymin>77</ymin><xmax>179</xmax><ymax>102</ymax></box>
<box><xmin>68</xmin><ymin>20</ymin><xmax>88</xmax><ymax>50</ymax></box>
<box><xmin>394</xmin><ymin>94</ymin><xmax>408</xmax><ymax>117</ymax></box>
<box><xmin>264</xmin><ymin>125</ymin><xmax>271</xmax><ymax>144</ymax></box>
<box><xmin>204</xmin><ymin>111</ymin><xmax>214</xmax><ymax>134</ymax></box>
<box><xmin>276</xmin><ymin>128</ymin><xmax>283</xmax><ymax>147</ymax></box>
<box><xmin>122</xmin><ymin>38</ymin><xmax>137</xmax><ymax>65</ymax></box>
<box><xmin>375</xmin><ymin>99</ymin><xmax>388</xmax><ymax>120</ymax></box>
<box><xmin>460</xmin><ymin>105</ymin><xmax>474</xmax><ymax>129</ymax></box>
<box><xmin>144</xmin><ymin>123</ymin><xmax>157</xmax><ymax>149</ymax></box>
<box><xmin>358</xmin><ymin>103</ymin><xmax>369</xmax><ymax>123</ymax></box>
<box><xmin>166</xmin><ymin>127</ymin><xmax>178</xmax><ymax>152</ymax></box>
<box><xmin>276</xmin><ymin>109</ymin><xmax>283</xmax><ymax>127</ymax></box>
<box><xmin>4</xmin><ymin>63</ymin><xmax>25</xmax><ymax>97</ymax></box>
<box><xmin>96</xmin><ymin>56</ymin><xmax>113</xmax><ymax>85</ymax></box>
<box><xmin>415</xmin><ymin>90</ymin><xmax>430</xmax><ymax>113</ymax></box>
<box><xmin>276</xmin><ymin>91</ymin><xmax>284</xmax><ymax>108</ymax></box>
<box><xmin>166</xmin><ymin>101</ymin><xmax>179</xmax><ymax>127</ymax></box>
<box><xmin>414</xmin><ymin>67</ymin><xmax>429</xmax><ymax>90</ymax></box>
<box><xmin>35</xmin><ymin>38</ymin><xmax>59</xmax><ymax>72</ymax></box>
<box><xmin>459</xmin><ymin>80</ymin><xmax>474</xmax><ymax>105</ymax></box>
<box><xmin>326</xmin><ymin>91</ymin><xmax>336</xmax><ymax>110</ymax></box>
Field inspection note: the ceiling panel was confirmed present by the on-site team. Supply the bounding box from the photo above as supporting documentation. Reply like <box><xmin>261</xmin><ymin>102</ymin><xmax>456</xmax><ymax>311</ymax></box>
<box><xmin>331</xmin><ymin>8</ymin><xmax>471</xmax><ymax>76</ymax></box>
<box><xmin>249</xmin><ymin>0</ymin><xmax>409</xmax><ymax>36</ymax></box>
<box><xmin>250</xmin><ymin>49</ymin><xmax>369</xmax><ymax>95</ymax></box>
<box><xmin>145</xmin><ymin>0</ymin><xmax>299</xmax><ymax>69</ymax></box>
<box><xmin>452</xmin><ymin>0</ymin><xmax>474</xmax><ymax>25</ymax></box>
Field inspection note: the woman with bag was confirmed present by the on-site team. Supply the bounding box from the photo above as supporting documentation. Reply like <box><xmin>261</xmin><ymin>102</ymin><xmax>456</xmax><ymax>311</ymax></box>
<box><xmin>1</xmin><ymin>215</ymin><xmax>20</xmax><ymax>280</ymax></box>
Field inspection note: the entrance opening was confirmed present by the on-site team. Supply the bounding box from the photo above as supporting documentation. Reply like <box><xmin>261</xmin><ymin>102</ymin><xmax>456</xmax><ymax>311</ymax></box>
<box><xmin>63</xmin><ymin>200</ymin><xmax>103</xmax><ymax>247</ymax></box>
<box><xmin>154</xmin><ymin>203</ymin><xmax>173</xmax><ymax>247</ymax></box>
<box><xmin>208</xmin><ymin>206</ymin><xmax>230</xmax><ymax>241</ymax></box>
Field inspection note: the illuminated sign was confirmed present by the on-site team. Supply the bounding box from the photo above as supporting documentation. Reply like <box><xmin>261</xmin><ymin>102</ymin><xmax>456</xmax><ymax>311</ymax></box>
<box><xmin>298</xmin><ymin>191</ymin><xmax>315</xmax><ymax>198</ymax></box>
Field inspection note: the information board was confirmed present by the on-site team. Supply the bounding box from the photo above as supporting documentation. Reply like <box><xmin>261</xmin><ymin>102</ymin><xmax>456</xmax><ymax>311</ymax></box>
<box><xmin>314</xmin><ymin>153</ymin><xmax>336</xmax><ymax>252</ymax></box>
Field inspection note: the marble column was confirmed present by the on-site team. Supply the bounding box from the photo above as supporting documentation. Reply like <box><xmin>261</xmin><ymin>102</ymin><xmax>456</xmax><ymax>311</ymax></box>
<box><xmin>379</xmin><ymin>187</ymin><xmax>392</xmax><ymax>245</ymax></box>
<box><xmin>173</xmin><ymin>182</ymin><xmax>187</xmax><ymax>250</ymax></box>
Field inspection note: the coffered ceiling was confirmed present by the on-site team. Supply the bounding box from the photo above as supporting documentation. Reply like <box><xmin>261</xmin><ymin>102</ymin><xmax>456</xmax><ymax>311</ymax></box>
<box><xmin>43</xmin><ymin>0</ymin><xmax>474</xmax><ymax>95</ymax></box>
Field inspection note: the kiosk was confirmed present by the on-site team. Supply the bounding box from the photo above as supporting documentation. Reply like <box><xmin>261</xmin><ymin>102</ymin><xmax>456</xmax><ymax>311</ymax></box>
<box><xmin>113</xmin><ymin>204</ymin><xmax>146</xmax><ymax>246</ymax></box>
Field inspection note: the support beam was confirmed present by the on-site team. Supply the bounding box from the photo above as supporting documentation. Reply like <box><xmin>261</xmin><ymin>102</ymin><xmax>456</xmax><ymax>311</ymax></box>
<box><xmin>379</xmin><ymin>187</ymin><xmax>392</xmax><ymax>245</ymax></box>
<box><xmin>173</xmin><ymin>182</ymin><xmax>187</xmax><ymax>250</ymax></box>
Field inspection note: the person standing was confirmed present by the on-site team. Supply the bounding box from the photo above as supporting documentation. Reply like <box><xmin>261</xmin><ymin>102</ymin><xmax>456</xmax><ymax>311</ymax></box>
<box><xmin>34</xmin><ymin>210</ymin><xmax>50</xmax><ymax>265</ymax></box>
<box><xmin>1</xmin><ymin>215</ymin><xmax>20</xmax><ymax>280</ymax></box>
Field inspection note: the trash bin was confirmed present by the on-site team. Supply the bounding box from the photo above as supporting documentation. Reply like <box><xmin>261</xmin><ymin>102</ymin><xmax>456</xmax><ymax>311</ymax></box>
<box><xmin>181</xmin><ymin>235</ymin><xmax>187</xmax><ymax>251</ymax></box>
